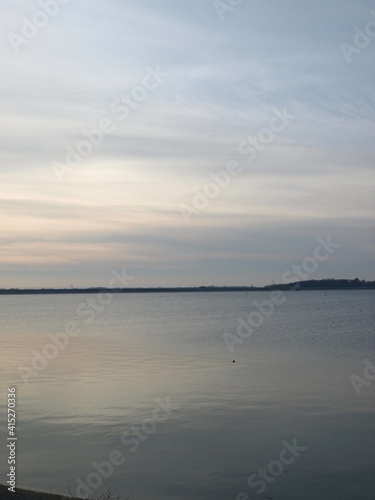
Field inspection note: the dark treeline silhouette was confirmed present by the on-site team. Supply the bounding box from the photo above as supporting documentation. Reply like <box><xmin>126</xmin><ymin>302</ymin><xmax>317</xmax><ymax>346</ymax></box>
<box><xmin>264</xmin><ymin>278</ymin><xmax>375</xmax><ymax>291</ymax></box>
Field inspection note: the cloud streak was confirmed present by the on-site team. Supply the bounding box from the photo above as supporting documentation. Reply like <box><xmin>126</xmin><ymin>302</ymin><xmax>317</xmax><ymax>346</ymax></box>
<box><xmin>0</xmin><ymin>0</ymin><xmax>374</xmax><ymax>287</ymax></box>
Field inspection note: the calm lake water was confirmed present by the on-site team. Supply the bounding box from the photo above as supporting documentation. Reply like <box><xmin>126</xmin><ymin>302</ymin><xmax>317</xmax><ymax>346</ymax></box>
<box><xmin>0</xmin><ymin>290</ymin><xmax>374</xmax><ymax>500</ymax></box>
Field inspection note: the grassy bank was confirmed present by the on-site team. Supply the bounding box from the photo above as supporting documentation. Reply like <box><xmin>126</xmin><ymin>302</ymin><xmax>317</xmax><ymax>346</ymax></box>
<box><xmin>0</xmin><ymin>485</ymin><xmax>80</xmax><ymax>500</ymax></box>
<box><xmin>0</xmin><ymin>485</ymin><xmax>129</xmax><ymax>500</ymax></box>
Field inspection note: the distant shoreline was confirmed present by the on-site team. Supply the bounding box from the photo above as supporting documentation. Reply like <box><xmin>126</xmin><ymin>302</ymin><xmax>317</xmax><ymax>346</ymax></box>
<box><xmin>1</xmin><ymin>279</ymin><xmax>374</xmax><ymax>295</ymax></box>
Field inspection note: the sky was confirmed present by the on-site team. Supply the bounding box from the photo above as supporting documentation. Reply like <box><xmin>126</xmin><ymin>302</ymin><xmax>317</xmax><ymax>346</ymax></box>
<box><xmin>0</xmin><ymin>0</ymin><xmax>374</xmax><ymax>288</ymax></box>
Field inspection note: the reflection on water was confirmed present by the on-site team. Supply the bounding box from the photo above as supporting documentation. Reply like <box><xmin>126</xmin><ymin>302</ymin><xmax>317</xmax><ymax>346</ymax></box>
<box><xmin>0</xmin><ymin>291</ymin><xmax>374</xmax><ymax>499</ymax></box>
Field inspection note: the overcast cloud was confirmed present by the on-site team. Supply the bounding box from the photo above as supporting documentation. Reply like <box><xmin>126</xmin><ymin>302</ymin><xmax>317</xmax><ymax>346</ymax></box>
<box><xmin>0</xmin><ymin>0</ymin><xmax>374</xmax><ymax>287</ymax></box>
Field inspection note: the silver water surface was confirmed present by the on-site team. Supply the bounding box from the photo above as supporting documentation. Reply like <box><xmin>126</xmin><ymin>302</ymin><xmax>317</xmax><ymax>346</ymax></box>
<box><xmin>0</xmin><ymin>291</ymin><xmax>374</xmax><ymax>499</ymax></box>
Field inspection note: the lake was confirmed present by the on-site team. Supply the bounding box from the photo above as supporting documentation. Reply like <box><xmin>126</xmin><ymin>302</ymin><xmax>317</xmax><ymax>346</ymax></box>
<box><xmin>0</xmin><ymin>290</ymin><xmax>374</xmax><ymax>500</ymax></box>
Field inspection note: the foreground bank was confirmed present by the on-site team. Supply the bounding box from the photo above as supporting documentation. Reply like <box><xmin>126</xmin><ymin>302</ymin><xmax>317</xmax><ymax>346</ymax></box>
<box><xmin>0</xmin><ymin>485</ymin><xmax>81</xmax><ymax>500</ymax></box>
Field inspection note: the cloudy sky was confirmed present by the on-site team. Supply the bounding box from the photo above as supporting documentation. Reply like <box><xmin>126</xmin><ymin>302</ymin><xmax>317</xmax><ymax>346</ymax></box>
<box><xmin>0</xmin><ymin>0</ymin><xmax>374</xmax><ymax>288</ymax></box>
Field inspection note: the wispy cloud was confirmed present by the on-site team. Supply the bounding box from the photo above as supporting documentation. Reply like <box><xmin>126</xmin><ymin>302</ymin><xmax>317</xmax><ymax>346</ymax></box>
<box><xmin>0</xmin><ymin>0</ymin><xmax>374</xmax><ymax>286</ymax></box>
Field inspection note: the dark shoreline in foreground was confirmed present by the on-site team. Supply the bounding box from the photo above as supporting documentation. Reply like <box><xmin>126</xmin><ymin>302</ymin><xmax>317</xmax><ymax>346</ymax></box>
<box><xmin>0</xmin><ymin>279</ymin><xmax>374</xmax><ymax>295</ymax></box>
<box><xmin>0</xmin><ymin>485</ymin><xmax>129</xmax><ymax>500</ymax></box>
<box><xmin>0</xmin><ymin>485</ymin><xmax>80</xmax><ymax>500</ymax></box>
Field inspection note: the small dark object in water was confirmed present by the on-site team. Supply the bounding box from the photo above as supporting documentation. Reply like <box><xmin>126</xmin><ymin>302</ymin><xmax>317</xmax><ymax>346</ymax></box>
<box><xmin>233</xmin><ymin>360</ymin><xmax>235</xmax><ymax>363</ymax></box>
